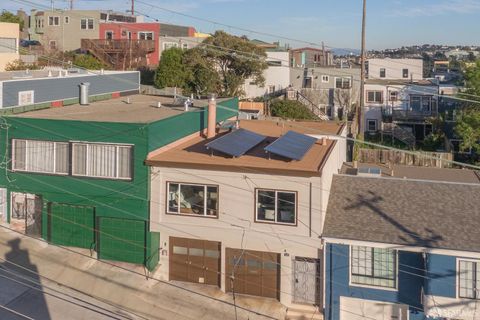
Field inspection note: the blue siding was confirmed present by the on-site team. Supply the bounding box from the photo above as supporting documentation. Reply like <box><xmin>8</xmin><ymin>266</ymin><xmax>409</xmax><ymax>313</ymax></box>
<box><xmin>325</xmin><ymin>243</ymin><xmax>425</xmax><ymax>320</ymax></box>
<box><xmin>425</xmin><ymin>254</ymin><xmax>457</xmax><ymax>298</ymax></box>
<box><xmin>2</xmin><ymin>72</ymin><xmax>139</xmax><ymax>107</ymax></box>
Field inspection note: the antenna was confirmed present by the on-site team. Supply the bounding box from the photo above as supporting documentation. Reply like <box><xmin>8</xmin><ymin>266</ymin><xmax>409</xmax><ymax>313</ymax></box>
<box><xmin>131</xmin><ymin>0</ymin><xmax>134</xmax><ymax>15</ymax></box>
<box><xmin>70</xmin><ymin>0</ymin><xmax>73</xmax><ymax>10</ymax></box>
<box><xmin>50</xmin><ymin>0</ymin><xmax>54</xmax><ymax>10</ymax></box>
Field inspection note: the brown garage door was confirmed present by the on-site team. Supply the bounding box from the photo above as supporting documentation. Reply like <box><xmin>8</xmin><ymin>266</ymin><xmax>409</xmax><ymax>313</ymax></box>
<box><xmin>169</xmin><ymin>237</ymin><xmax>221</xmax><ymax>286</ymax></box>
<box><xmin>226</xmin><ymin>248</ymin><xmax>280</xmax><ymax>299</ymax></box>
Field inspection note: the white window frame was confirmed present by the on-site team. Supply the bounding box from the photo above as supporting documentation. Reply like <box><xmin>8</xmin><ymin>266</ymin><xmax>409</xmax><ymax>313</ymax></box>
<box><xmin>48</xmin><ymin>16</ymin><xmax>60</xmax><ymax>26</ymax></box>
<box><xmin>321</xmin><ymin>75</ymin><xmax>329</xmax><ymax>83</ymax></box>
<box><xmin>366</xmin><ymin>91</ymin><xmax>383</xmax><ymax>104</ymax></box>
<box><xmin>255</xmin><ymin>189</ymin><xmax>297</xmax><ymax>226</ymax></box>
<box><xmin>80</xmin><ymin>18</ymin><xmax>94</xmax><ymax>30</ymax></box>
<box><xmin>166</xmin><ymin>182</ymin><xmax>219</xmax><ymax>217</ymax></box>
<box><xmin>71</xmin><ymin>142</ymin><xmax>132</xmax><ymax>180</ymax></box>
<box><xmin>379</xmin><ymin>68</ymin><xmax>386</xmax><ymax>78</ymax></box>
<box><xmin>163</xmin><ymin>42</ymin><xmax>178</xmax><ymax>50</ymax></box>
<box><xmin>11</xmin><ymin>139</ymin><xmax>69</xmax><ymax>175</ymax></box>
<box><xmin>349</xmin><ymin>245</ymin><xmax>398</xmax><ymax>291</ymax></box>
<box><xmin>335</xmin><ymin>77</ymin><xmax>352</xmax><ymax>89</ymax></box>
<box><xmin>18</xmin><ymin>90</ymin><xmax>34</xmax><ymax>106</ymax></box>
<box><xmin>367</xmin><ymin>119</ymin><xmax>378</xmax><ymax>132</ymax></box>
<box><xmin>138</xmin><ymin>31</ymin><xmax>154</xmax><ymax>40</ymax></box>
<box><xmin>457</xmin><ymin>258</ymin><xmax>480</xmax><ymax>300</ymax></box>
<box><xmin>389</xmin><ymin>91</ymin><xmax>398</xmax><ymax>102</ymax></box>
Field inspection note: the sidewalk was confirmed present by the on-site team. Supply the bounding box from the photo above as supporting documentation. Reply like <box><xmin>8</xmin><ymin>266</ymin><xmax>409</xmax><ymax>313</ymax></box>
<box><xmin>0</xmin><ymin>228</ymin><xmax>286</xmax><ymax>320</ymax></box>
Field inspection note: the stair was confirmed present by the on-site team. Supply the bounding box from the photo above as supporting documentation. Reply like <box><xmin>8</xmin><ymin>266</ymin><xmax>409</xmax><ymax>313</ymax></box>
<box><xmin>383</xmin><ymin>123</ymin><xmax>416</xmax><ymax>148</ymax></box>
<box><xmin>296</xmin><ymin>91</ymin><xmax>330</xmax><ymax>121</ymax></box>
<box><xmin>285</xmin><ymin>307</ymin><xmax>323</xmax><ymax>320</ymax></box>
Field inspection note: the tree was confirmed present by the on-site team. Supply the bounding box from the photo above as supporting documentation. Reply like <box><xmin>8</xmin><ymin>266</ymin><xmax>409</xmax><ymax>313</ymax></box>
<box><xmin>154</xmin><ymin>47</ymin><xmax>187</xmax><ymax>89</ymax></box>
<box><xmin>270</xmin><ymin>100</ymin><xmax>316</xmax><ymax>120</ymax></box>
<box><xmin>455</xmin><ymin>59</ymin><xmax>480</xmax><ymax>153</ymax></box>
<box><xmin>0</xmin><ymin>10</ymin><xmax>23</xmax><ymax>30</ymax></box>
<box><xmin>196</xmin><ymin>31</ymin><xmax>268</xmax><ymax>97</ymax></box>
<box><xmin>183</xmin><ymin>48</ymin><xmax>221</xmax><ymax>97</ymax></box>
<box><xmin>73</xmin><ymin>54</ymin><xmax>106</xmax><ymax>70</ymax></box>
<box><xmin>455</xmin><ymin>110</ymin><xmax>480</xmax><ymax>152</ymax></box>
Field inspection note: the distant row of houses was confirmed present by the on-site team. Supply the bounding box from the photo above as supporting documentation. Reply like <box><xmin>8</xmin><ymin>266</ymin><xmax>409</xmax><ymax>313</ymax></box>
<box><xmin>0</xmin><ymin>68</ymin><xmax>478</xmax><ymax>319</ymax></box>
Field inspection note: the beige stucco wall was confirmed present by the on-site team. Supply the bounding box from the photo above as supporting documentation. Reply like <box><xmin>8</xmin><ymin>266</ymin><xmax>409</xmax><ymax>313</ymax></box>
<box><xmin>149</xmin><ymin>134</ymin><xmax>346</xmax><ymax>307</ymax></box>
<box><xmin>0</xmin><ymin>22</ymin><xmax>20</xmax><ymax>71</ymax></box>
<box><xmin>33</xmin><ymin>10</ymin><xmax>101</xmax><ymax>51</ymax></box>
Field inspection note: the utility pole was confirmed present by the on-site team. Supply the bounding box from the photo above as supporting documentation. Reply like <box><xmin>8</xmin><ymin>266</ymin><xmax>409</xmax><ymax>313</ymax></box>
<box><xmin>358</xmin><ymin>0</ymin><xmax>367</xmax><ymax>137</ymax></box>
<box><xmin>69</xmin><ymin>0</ymin><xmax>73</xmax><ymax>10</ymax></box>
<box><xmin>131</xmin><ymin>0</ymin><xmax>135</xmax><ymax>15</ymax></box>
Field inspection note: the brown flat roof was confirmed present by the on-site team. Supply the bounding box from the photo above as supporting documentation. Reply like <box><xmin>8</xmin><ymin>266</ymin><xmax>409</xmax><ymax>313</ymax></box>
<box><xmin>11</xmin><ymin>95</ymin><xmax>210</xmax><ymax>123</ymax></box>
<box><xmin>146</xmin><ymin>120</ymin><xmax>344</xmax><ymax>176</ymax></box>
<box><xmin>342</xmin><ymin>162</ymin><xmax>480</xmax><ymax>184</ymax></box>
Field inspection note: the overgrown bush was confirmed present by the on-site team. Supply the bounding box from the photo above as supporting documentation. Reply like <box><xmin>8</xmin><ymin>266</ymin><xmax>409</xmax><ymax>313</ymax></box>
<box><xmin>270</xmin><ymin>100</ymin><xmax>316</xmax><ymax>120</ymax></box>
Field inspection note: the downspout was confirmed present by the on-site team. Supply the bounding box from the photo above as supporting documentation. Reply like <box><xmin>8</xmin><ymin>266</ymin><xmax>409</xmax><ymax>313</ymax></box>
<box><xmin>309</xmin><ymin>182</ymin><xmax>312</xmax><ymax>237</ymax></box>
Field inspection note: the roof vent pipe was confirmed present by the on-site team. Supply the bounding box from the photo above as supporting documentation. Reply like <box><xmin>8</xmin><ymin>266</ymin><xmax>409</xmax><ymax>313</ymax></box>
<box><xmin>79</xmin><ymin>82</ymin><xmax>90</xmax><ymax>105</ymax></box>
<box><xmin>207</xmin><ymin>94</ymin><xmax>217</xmax><ymax>139</ymax></box>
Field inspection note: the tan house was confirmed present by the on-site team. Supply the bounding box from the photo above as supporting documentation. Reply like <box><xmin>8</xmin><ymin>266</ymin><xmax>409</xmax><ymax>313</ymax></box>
<box><xmin>147</xmin><ymin>102</ymin><xmax>347</xmax><ymax>312</ymax></box>
<box><xmin>29</xmin><ymin>9</ymin><xmax>137</xmax><ymax>52</ymax></box>
<box><xmin>0</xmin><ymin>22</ymin><xmax>20</xmax><ymax>71</ymax></box>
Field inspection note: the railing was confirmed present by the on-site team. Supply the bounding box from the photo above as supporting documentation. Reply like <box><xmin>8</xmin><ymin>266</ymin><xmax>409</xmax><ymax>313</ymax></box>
<box><xmin>81</xmin><ymin>39</ymin><xmax>156</xmax><ymax>53</ymax></box>
<box><xmin>382</xmin><ymin>106</ymin><xmax>438</xmax><ymax>121</ymax></box>
<box><xmin>296</xmin><ymin>91</ymin><xmax>329</xmax><ymax>120</ymax></box>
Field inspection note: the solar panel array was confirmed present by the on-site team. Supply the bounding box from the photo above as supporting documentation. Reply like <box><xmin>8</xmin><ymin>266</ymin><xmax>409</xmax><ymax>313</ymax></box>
<box><xmin>264</xmin><ymin>131</ymin><xmax>317</xmax><ymax>161</ymax></box>
<box><xmin>205</xmin><ymin>128</ymin><xmax>266</xmax><ymax>157</ymax></box>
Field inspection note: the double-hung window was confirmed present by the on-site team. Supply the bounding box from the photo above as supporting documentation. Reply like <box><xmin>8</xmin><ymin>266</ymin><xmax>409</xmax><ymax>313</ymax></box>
<box><xmin>458</xmin><ymin>260</ymin><xmax>480</xmax><ymax>299</ymax></box>
<box><xmin>12</xmin><ymin>139</ymin><xmax>69</xmax><ymax>175</ymax></box>
<box><xmin>167</xmin><ymin>182</ymin><xmax>218</xmax><ymax>217</ymax></box>
<box><xmin>72</xmin><ymin>143</ymin><xmax>132</xmax><ymax>180</ymax></box>
<box><xmin>256</xmin><ymin>189</ymin><xmax>296</xmax><ymax>225</ymax></box>
<box><xmin>380</xmin><ymin>68</ymin><xmax>386</xmax><ymax>78</ymax></box>
<box><xmin>335</xmin><ymin>77</ymin><xmax>352</xmax><ymax>89</ymax></box>
<box><xmin>48</xmin><ymin>16</ymin><xmax>60</xmax><ymax>26</ymax></box>
<box><xmin>139</xmin><ymin>32</ymin><xmax>154</xmax><ymax>40</ymax></box>
<box><xmin>351</xmin><ymin>246</ymin><xmax>397</xmax><ymax>289</ymax></box>
<box><xmin>367</xmin><ymin>91</ymin><xmax>383</xmax><ymax>103</ymax></box>
<box><xmin>402</xmin><ymin>68</ymin><xmax>409</xmax><ymax>78</ymax></box>
<box><xmin>81</xmin><ymin>18</ymin><xmax>94</xmax><ymax>30</ymax></box>
<box><xmin>321</xmin><ymin>75</ymin><xmax>329</xmax><ymax>83</ymax></box>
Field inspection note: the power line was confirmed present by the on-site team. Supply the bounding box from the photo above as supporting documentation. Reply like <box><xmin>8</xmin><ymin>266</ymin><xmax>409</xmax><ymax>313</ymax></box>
<box><xmin>0</xmin><ymin>304</ymin><xmax>34</xmax><ymax>320</ymax></box>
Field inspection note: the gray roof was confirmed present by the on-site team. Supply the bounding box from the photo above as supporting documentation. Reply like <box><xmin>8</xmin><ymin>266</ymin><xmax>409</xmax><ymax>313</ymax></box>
<box><xmin>341</xmin><ymin>163</ymin><xmax>480</xmax><ymax>184</ymax></box>
<box><xmin>323</xmin><ymin>174</ymin><xmax>480</xmax><ymax>252</ymax></box>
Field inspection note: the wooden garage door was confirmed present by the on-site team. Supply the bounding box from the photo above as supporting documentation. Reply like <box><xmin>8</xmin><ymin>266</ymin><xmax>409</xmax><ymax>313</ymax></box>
<box><xmin>340</xmin><ymin>297</ymin><xmax>409</xmax><ymax>320</ymax></box>
<box><xmin>169</xmin><ymin>237</ymin><xmax>220</xmax><ymax>286</ymax></box>
<box><xmin>226</xmin><ymin>248</ymin><xmax>280</xmax><ymax>299</ymax></box>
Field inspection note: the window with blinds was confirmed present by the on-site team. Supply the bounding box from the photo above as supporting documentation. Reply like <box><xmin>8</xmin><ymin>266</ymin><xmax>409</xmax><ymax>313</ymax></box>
<box><xmin>12</xmin><ymin>139</ymin><xmax>69</xmax><ymax>175</ymax></box>
<box><xmin>72</xmin><ymin>143</ymin><xmax>132</xmax><ymax>180</ymax></box>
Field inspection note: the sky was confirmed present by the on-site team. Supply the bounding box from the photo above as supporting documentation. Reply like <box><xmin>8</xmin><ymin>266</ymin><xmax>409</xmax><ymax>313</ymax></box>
<box><xmin>2</xmin><ymin>0</ymin><xmax>480</xmax><ymax>50</ymax></box>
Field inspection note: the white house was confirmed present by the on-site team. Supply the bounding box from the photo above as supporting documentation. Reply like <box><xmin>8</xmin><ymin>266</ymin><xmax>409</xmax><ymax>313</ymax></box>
<box><xmin>146</xmin><ymin>110</ymin><xmax>347</xmax><ymax>311</ymax></box>
<box><xmin>363</xmin><ymin>58</ymin><xmax>438</xmax><ymax>143</ymax></box>
<box><xmin>243</xmin><ymin>50</ymin><xmax>291</xmax><ymax>98</ymax></box>
<box><xmin>367</xmin><ymin>58</ymin><xmax>423</xmax><ymax>81</ymax></box>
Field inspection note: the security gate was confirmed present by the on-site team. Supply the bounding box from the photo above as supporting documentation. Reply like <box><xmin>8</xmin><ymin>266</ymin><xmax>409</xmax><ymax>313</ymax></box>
<box><xmin>293</xmin><ymin>257</ymin><xmax>321</xmax><ymax>305</ymax></box>
<box><xmin>11</xmin><ymin>192</ymin><xmax>42</xmax><ymax>237</ymax></box>
<box><xmin>48</xmin><ymin>203</ymin><xmax>95</xmax><ymax>249</ymax></box>
<box><xmin>169</xmin><ymin>237</ymin><xmax>221</xmax><ymax>286</ymax></box>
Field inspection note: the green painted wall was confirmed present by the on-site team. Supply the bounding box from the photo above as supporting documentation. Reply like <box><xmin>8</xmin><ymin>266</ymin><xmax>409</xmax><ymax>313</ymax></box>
<box><xmin>0</xmin><ymin>97</ymin><xmax>238</xmax><ymax>269</ymax></box>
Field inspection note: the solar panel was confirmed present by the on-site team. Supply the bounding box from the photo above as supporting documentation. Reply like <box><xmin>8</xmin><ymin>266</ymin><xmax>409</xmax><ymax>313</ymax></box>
<box><xmin>264</xmin><ymin>131</ymin><xmax>317</xmax><ymax>161</ymax></box>
<box><xmin>205</xmin><ymin>128</ymin><xmax>266</xmax><ymax>157</ymax></box>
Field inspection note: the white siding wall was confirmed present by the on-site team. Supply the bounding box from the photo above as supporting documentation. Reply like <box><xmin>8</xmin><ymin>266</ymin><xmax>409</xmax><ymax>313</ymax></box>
<box><xmin>368</xmin><ymin>59</ymin><xmax>423</xmax><ymax>81</ymax></box>
<box><xmin>149</xmin><ymin>135</ymin><xmax>346</xmax><ymax>306</ymax></box>
<box><xmin>243</xmin><ymin>51</ymin><xmax>291</xmax><ymax>99</ymax></box>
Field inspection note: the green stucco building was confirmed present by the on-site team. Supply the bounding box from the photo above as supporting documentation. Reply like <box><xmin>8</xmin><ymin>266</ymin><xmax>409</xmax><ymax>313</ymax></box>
<box><xmin>0</xmin><ymin>93</ymin><xmax>238</xmax><ymax>270</ymax></box>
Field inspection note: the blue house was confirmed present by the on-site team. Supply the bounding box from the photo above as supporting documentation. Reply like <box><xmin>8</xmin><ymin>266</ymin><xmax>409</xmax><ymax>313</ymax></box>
<box><xmin>322</xmin><ymin>168</ymin><xmax>480</xmax><ymax>320</ymax></box>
